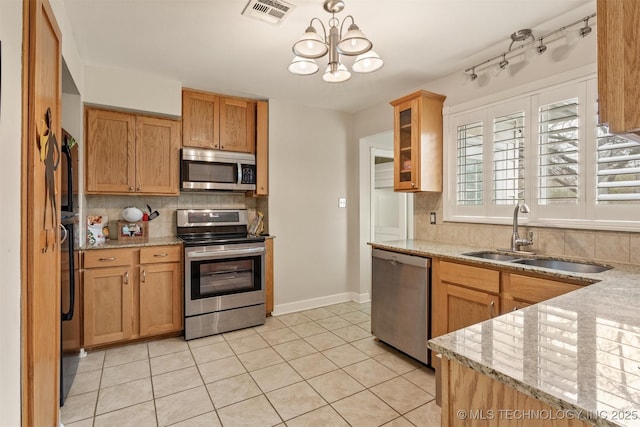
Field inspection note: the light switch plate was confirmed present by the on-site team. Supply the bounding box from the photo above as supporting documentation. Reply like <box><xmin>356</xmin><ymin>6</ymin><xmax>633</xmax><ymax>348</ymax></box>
<box><xmin>430</xmin><ymin>211</ymin><xmax>436</xmax><ymax>224</ymax></box>
<box><xmin>338</xmin><ymin>198</ymin><xmax>347</xmax><ymax>208</ymax></box>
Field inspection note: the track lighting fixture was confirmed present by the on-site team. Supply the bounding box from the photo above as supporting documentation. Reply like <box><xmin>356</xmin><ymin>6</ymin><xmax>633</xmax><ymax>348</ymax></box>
<box><xmin>579</xmin><ymin>17</ymin><xmax>592</xmax><ymax>37</ymax></box>
<box><xmin>462</xmin><ymin>12</ymin><xmax>595</xmax><ymax>83</ymax></box>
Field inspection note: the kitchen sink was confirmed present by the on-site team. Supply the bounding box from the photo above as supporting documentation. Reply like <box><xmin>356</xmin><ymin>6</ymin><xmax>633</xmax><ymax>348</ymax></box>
<box><xmin>463</xmin><ymin>251</ymin><xmax>612</xmax><ymax>274</ymax></box>
<box><xmin>462</xmin><ymin>251</ymin><xmax>525</xmax><ymax>262</ymax></box>
<box><xmin>512</xmin><ymin>258</ymin><xmax>612</xmax><ymax>274</ymax></box>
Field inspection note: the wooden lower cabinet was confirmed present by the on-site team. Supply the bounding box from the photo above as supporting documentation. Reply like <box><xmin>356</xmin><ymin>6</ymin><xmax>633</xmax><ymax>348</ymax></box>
<box><xmin>432</xmin><ymin>259</ymin><xmax>500</xmax><ymax>337</ymax></box>
<box><xmin>446</xmin><ymin>285</ymin><xmax>500</xmax><ymax>333</ymax></box>
<box><xmin>502</xmin><ymin>273</ymin><xmax>583</xmax><ymax>310</ymax></box>
<box><xmin>83</xmin><ymin>245</ymin><xmax>182</xmax><ymax>347</ymax></box>
<box><xmin>433</xmin><ymin>258</ymin><xmax>589</xmax><ymax>338</ymax></box>
<box><xmin>139</xmin><ymin>246</ymin><xmax>182</xmax><ymax>336</ymax></box>
<box><xmin>83</xmin><ymin>264</ymin><xmax>134</xmax><ymax>346</ymax></box>
<box><xmin>265</xmin><ymin>238</ymin><xmax>274</xmax><ymax>315</ymax></box>
<box><xmin>441</xmin><ymin>358</ymin><xmax>589</xmax><ymax>427</ymax></box>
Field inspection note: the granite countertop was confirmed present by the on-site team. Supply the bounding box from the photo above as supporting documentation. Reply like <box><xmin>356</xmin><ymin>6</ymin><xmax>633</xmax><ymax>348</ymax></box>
<box><xmin>82</xmin><ymin>236</ymin><xmax>183</xmax><ymax>250</ymax></box>
<box><xmin>370</xmin><ymin>240</ymin><xmax>640</xmax><ymax>427</ymax></box>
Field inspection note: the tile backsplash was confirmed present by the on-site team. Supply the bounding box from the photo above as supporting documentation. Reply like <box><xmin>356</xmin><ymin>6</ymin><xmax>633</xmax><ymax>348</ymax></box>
<box><xmin>84</xmin><ymin>193</ymin><xmax>268</xmax><ymax>243</ymax></box>
<box><xmin>414</xmin><ymin>193</ymin><xmax>640</xmax><ymax>266</ymax></box>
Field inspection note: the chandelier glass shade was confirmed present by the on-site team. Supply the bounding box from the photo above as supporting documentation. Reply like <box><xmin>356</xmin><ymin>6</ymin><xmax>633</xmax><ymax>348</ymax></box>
<box><xmin>288</xmin><ymin>0</ymin><xmax>383</xmax><ymax>83</ymax></box>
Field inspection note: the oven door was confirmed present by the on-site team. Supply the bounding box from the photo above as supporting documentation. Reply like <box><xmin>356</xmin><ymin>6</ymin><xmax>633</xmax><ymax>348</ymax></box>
<box><xmin>184</xmin><ymin>242</ymin><xmax>265</xmax><ymax>317</ymax></box>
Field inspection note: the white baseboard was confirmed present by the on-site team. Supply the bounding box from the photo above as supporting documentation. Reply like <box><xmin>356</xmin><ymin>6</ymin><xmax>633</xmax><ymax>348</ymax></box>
<box><xmin>272</xmin><ymin>292</ymin><xmax>370</xmax><ymax>316</ymax></box>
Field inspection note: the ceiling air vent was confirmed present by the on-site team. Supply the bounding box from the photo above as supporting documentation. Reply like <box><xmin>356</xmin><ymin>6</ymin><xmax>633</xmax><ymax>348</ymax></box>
<box><xmin>242</xmin><ymin>0</ymin><xmax>295</xmax><ymax>25</ymax></box>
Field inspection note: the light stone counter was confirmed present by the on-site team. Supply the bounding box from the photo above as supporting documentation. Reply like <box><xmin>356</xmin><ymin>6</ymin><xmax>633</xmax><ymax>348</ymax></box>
<box><xmin>369</xmin><ymin>240</ymin><xmax>640</xmax><ymax>427</ymax></box>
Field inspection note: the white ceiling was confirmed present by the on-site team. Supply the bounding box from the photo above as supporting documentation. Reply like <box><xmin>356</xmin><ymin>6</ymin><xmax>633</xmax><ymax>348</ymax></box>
<box><xmin>62</xmin><ymin>0</ymin><xmax>594</xmax><ymax>113</ymax></box>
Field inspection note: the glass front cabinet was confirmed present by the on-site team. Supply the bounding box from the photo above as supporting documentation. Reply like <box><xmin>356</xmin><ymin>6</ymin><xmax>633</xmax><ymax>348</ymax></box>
<box><xmin>390</xmin><ymin>90</ymin><xmax>446</xmax><ymax>192</ymax></box>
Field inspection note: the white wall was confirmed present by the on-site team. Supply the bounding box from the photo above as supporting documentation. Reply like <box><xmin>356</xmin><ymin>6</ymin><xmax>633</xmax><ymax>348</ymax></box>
<box><xmin>268</xmin><ymin>99</ymin><xmax>353</xmax><ymax>313</ymax></box>
<box><xmin>0</xmin><ymin>1</ymin><xmax>24</xmax><ymax>424</ymax></box>
<box><xmin>83</xmin><ymin>65</ymin><xmax>182</xmax><ymax>117</ymax></box>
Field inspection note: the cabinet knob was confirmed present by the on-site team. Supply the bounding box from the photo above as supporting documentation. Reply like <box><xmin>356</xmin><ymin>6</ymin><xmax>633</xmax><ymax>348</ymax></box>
<box><xmin>124</xmin><ymin>271</ymin><xmax>129</xmax><ymax>284</ymax></box>
<box><xmin>141</xmin><ymin>270</ymin><xmax>146</xmax><ymax>282</ymax></box>
<box><xmin>136</xmin><ymin>187</ymin><xmax>142</xmax><ymax>191</ymax></box>
<box><xmin>129</xmin><ymin>186</ymin><xmax>134</xmax><ymax>191</ymax></box>
<box><xmin>411</xmin><ymin>182</ymin><xmax>415</xmax><ymax>187</ymax></box>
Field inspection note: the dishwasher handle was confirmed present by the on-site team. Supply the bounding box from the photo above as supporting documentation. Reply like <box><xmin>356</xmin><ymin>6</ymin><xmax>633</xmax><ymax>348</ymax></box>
<box><xmin>372</xmin><ymin>248</ymin><xmax>430</xmax><ymax>269</ymax></box>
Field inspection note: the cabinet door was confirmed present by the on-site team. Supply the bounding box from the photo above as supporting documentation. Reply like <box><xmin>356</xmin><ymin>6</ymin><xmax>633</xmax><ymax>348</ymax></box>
<box><xmin>391</xmin><ymin>91</ymin><xmax>445</xmax><ymax>192</ymax></box>
<box><xmin>83</xmin><ymin>265</ymin><xmax>133</xmax><ymax>346</ymax></box>
<box><xmin>135</xmin><ymin>116</ymin><xmax>180</xmax><ymax>194</ymax></box>
<box><xmin>182</xmin><ymin>90</ymin><xmax>219</xmax><ymax>149</ymax></box>
<box><xmin>139</xmin><ymin>262</ymin><xmax>182</xmax><ymax>336</ymax></box>
<box><xmin>86</xmin><ymin>108</ymin><xmax>136</xmax><ymax>193</ymax></box>
<box><xmin>446</xmin><ymin>285</ymin><xmax>499</xmax><ymax>333</ymax></box>
<box><xmin>597</xmin><ymin>0</ymin><xmax>640</xmax><ymax>134</ymax></box>
<box><xmin>255</xmin><ymin>101</ymin><xmax>269</xmax><ymax>195</ymax></box>
<box><xmin>220</xmin><ymin>98</ymin><xmax>256</xmax><ymax>153</ymax></box>
<box><xmin>393</xmin><ymin>98</ymin><xmax>420</xmax><ymax>191</ymax></box>
<box><xmin>501</xmin><ymin>273</ymin><xmax>582</xmax><ymax>313</ymax></box>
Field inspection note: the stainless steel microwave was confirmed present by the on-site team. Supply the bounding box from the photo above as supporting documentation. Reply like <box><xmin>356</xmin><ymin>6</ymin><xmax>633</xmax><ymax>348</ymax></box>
<box><xmin>181</xmin><ymin>148</ymin><xmax>256</xmax><ymax>191</ymax></box>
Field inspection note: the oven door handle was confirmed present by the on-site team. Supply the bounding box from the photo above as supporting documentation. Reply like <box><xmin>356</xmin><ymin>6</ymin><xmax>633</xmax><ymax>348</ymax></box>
<box><xmin>187</xmin><ymin>247</ymin><xmax>265</xmax><ymax>259</ymax></box>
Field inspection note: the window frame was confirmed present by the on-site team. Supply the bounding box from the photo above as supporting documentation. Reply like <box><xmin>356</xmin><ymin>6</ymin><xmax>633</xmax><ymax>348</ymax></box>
<box><xmin>444</xmin><ymin>74</ymin><xmax>640</xmax><ymax>231</ymax></box>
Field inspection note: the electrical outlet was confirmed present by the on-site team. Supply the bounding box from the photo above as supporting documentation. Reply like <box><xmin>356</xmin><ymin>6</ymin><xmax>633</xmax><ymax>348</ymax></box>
<box><xmin>430</xmin><ymin>211</ymin><xmax>436</xmax><ymax>224</ymax></box>
<box><xmin>338</xmin><ymin>198</ymin><xmax>347</xmax><ymax>208</ymax></box>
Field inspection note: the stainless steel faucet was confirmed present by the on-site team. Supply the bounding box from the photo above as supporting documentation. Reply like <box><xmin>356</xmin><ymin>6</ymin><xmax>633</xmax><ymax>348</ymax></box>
<box><xmin>511</xmin><ymin>203</ymin><xmax>533</xmax><ymax>252</ymax></box>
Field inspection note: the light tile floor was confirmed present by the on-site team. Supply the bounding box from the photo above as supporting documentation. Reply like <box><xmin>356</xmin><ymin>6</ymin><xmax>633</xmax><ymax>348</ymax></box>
<box><xmin>61</xmin><ymin>301</ymin><xmax>441</xmax><ymax>426</ymax></box>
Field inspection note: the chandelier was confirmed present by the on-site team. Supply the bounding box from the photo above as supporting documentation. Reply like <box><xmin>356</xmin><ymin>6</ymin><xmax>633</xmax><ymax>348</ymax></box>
<box><xmin>288</xmin><ymin>0</ymin><xmax>383</xmax><ymax>83</ymax></box>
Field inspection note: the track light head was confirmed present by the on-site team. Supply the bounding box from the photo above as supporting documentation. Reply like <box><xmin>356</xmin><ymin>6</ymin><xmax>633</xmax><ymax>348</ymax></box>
<box><xmin>579</xmin><ymin>17</ymin><xmax>592</xmax><ymax>37</ymax></box>
<box><xmin>499</xmin><ymin>55</ymin><xmax>509</xmax><ymax>69</ymax></box>
<box><xmin>536</xmin><ymin>38</ymin><xmax>547</xmax><ymax>54</ymax></box>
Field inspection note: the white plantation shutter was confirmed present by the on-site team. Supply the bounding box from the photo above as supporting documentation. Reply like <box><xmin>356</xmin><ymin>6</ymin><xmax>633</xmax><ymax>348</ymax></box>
<box><xmin>596</xmin><ymin>127</ymin><xmax>640</xmax><ymax>204</ymax></box>
<box><xmin>537</xmin><ymin>98</ymin><xmax>580</xmax><ymax>205</ymax></box>
<box><xmin>456</xmin><ymin>121</ymin><xmax>483</xmax><ymax>205</ymax></box>
<box><xmin>493</xmin><ymin>111</ymin><xmax>525</xmax><ymax>205</ymax></box>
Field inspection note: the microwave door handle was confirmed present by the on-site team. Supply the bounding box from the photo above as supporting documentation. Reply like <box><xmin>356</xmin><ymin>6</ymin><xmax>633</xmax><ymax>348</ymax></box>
<box><xmin>237</xmin><ymin>162</ymin><xmax>243</xmax><ymax>185</ymax></box>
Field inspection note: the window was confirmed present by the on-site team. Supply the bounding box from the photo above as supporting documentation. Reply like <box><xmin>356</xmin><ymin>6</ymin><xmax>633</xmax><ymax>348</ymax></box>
<box><xmin>596</xmin><ymin>127</ymin><xmax>640</xmax><ymax>204</ymax></box>
<box><xmin>446</xmin><ymin>76</ymin><xmax>640</xmax><ymax>230</ymax></box>
<box><xmin>456</xmin><ymin>121</ymin><xmax>483</xmax><ymax>206</ymax></box>
<box><xmin>493</xmin><ymin>111</ymin><xmax>525</xmax><ymax>205</ymax></box>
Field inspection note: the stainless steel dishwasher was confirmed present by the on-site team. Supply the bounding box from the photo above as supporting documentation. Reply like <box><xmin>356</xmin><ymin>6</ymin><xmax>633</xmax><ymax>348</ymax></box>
<box><xmin>371</xmin><ymin>248</ymin><xmax>431</xmax><ymax>365</ymax></box>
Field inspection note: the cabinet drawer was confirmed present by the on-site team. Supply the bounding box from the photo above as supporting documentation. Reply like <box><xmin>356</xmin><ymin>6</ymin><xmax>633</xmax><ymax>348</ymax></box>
<box><xmin>140</xmin><ymin>245</ymin><xmax>182</xmax><ymax>264</ymax></box>
<box><xmin>83</xmin><ymin>248</ymin><xmax>134</xmax><ymax>268</ymax></box>
<box><xmin>504</xmin><ymin>274</ymin><xmax>582</xmax><ymax>304</ymax></box>
<box><xmin>439</xmin><ymin>261</ymin><xmax>500</xmax><ymax>294</ymax></box>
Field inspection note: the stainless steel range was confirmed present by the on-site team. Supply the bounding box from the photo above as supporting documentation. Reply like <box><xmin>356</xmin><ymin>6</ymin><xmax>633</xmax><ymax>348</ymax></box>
<box><xmin>177</xmin><ymin>209</ymin><xmax>265</xmax><ymax>340</ymax></box>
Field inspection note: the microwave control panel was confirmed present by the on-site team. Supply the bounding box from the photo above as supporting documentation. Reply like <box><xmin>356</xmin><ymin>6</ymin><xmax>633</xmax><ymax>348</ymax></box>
<box><xmin>241</xmin><ymin>165</ymin><xmax>256</xmax><ymax>184</ymax></box>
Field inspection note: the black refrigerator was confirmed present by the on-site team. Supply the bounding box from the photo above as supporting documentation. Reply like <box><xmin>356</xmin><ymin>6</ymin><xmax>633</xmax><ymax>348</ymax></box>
<box><xmin>60</xmin><ymin>130</ymin><xmax>80</xmax><ymax>406</ymax></box>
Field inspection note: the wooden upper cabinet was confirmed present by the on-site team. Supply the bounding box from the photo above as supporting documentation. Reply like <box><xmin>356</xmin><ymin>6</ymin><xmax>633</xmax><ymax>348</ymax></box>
<box><xmin>597</xmin><ymin>0</ymin><xmax>640</xmax><ymax>135</ymax></box>
<box><xmin>182</xmin><ymin>88</ymin><xmax>257</xmax><ymax>153</ymax></box>
<box><xmin>255</xmin><ymin>101</ymin><xmax>269</xmax><ymax>195</ymax></box>
<box><xmin>86</xmin><ymin>108</ymin><xmax>136</xmax><ymax>193</ymax></box>
<box><xmin>390</xmin><ymin>90</ymin><xmax>446</xmax><ymax>192</ymax></box>
<box><xmin>182</xmin><ymin>90</ymin><xmax>219</xmax><ymax>149</ymax></box>
<box><xmin>135</xmin><ymin>116</ymin><xmax>180</xmax><ymax>194</ymax></box>
<box><xmin>85</xmin><ymin>107</ymin><xmax>180</xmax><ymax>195</ymax></box>
<box><xmin>220</xmin><ymin>97</ymin><xmax>256</xmax><ymax>153</ymax></box>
